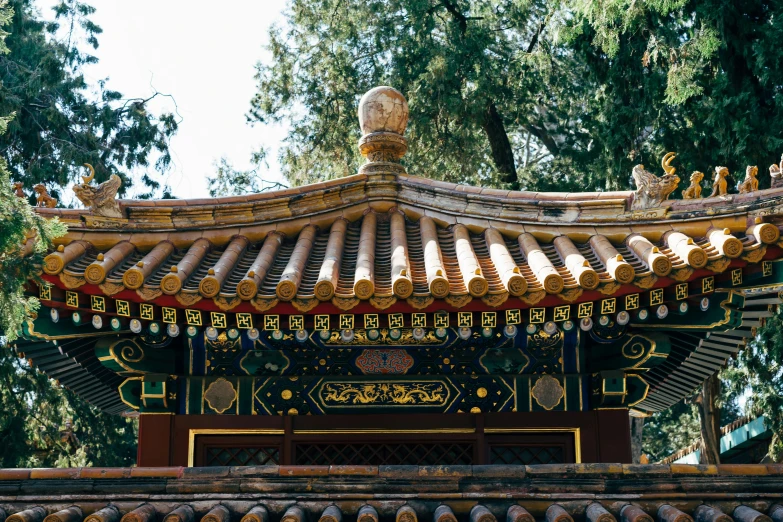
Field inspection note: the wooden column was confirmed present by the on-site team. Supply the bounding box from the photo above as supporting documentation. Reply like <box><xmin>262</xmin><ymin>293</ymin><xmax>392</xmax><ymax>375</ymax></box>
<box><xmin>137</xmin><ymin>414</ymin><xmax>172</xmax><ymax>466</ymax></box>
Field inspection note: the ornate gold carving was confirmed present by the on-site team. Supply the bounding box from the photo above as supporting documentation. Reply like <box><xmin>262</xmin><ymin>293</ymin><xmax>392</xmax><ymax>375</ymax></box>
<box><xmin>213</xmin><ymin>295</ymin><xmax>242</xmax><ymax>311</ymax></box>
<box><xmin>531</xmin><ymin>375</ymin><xmax>565</xmax><ymax>410</ymax></box>
<box><xmin>44</xmin><ymin>254</ymin><xmax>64</xmax><ymax>274</ymax></box>
<box><xmin>633</xmin><ymin>274</ymin><xmax>657</xmax><ymax>290</ymax></box>
<box><xmin>770</xmin><ymin>154</ymin><xmax>783</xmax><ymax>188</ymax></box>
<box><xmin>430</xmin><ymin>278</ymin><xmax>450</xmax><ymax>299</ymax></box>
<box><xmin>597</xmin><ymin>281</ymin><xmax>621</xmax><ymax>295</ymax></box>
<box><xmin>444</xmin><ymin>294</ymin><xmax>472</xmax><ymax>308</ymax></box>
<box><xmin>276</xmin><ymin>279</ymin><xmax>297</xmax><ymax>301</ymax></box>
<box><xmin>321</xmin><ymin>382</ymin><xmax>446</xmax><ymax>406</ymax></box>
<box><xmin>681</xmin><ymin>171</ymin><xmax>704</xmax><ymax>199</ymax></box>
<box><xmin>123</xmin><ymin>268</ymin><xmax>144</xmax><ymax>289</ymax></box>
<box><xmin>706</xmin><ymin>258</ymin><xmax>731</xmax><ymax>273</ymax></box>
<box><xmin>175</xmin><ymin>292</ymin><xmax>203</xmax><ymax>306</ymax></box>
<box><xmin>160</xmin><ymin>273</ymin><xmax>181</xmax><ymax>294</ymax></box>
<box><xmin>325</xmin><ymin>328</ymin><xmax>441</xmax><ymax>346</ymax></box>
<box><xmin>314</xmin><ymin>280</ymin><xmax>335</xmax><ymax>301</ymax></box>
<box><xmin>556</xmin><ymin>288</ymin><xmax>583</xmax><ymax>303</ymax></box>
<box><xmin>630</xmin><ymin>153</ymin><xmax>680</xmax><ymax>210</ymax></box>
<box><xmin>136</xmin><ymin>287</ymin><xmax>162</xmax><ymax>301</ymax></box>
<box><xmin>393</xmin><ymin>277</ymin><xmax>413</xmax><ymax>299</ymax></box>
<box><xmin>370</xmin><ymin>295</ymin><xmax>397</xmax><ymax>310</ymax></box>
<box><xmin>670</xmin><ymin>267</ymin><xmax>694</xmax><ymax>281</ymax></box>
<box><xmin>519</xmin><ymin>290</ymin><xmax>546</xmax><ymax>305</ymax></box>
<box><xmin>59</xmin><ymin>273</ymin><xmax>85</xmax><ymax>289</ymax></box>
<box><xmin>481</xmin><ymin>292</ymin><xmax>509</xmax><ymax>308</ymax></box>
<box><xmin>84</xmin><ymin>264</ymin><xmax>105</xmax><ymax>284</ymax></box>
<box><xmin>236</xmin><ymin>279</ymin><xmax>258</xmax><ymax>300</ymax></box>
<box><xmin>354</xmin><ymin>279</ymin><xmax>374</xmax><ymax>300</ymax></box>
<box><xmin>99</xmin><ymin>281</ymin><xmax>125</xmax><ymax>296</ymax></box>
<box><xmin>250</xmin><ymin>296</ymin><xmax>278</xmax><ymax>312</ymax></box>
<box><xmin>407</xmin><ymin>295</ymin><xmax>434</xmax><ymax>310</ymax></box>
<box><xmin>291</xmin><ymin>298</ymin><xmax>318</xmax><ymax>312</ymax></box>
<box><xmin>742</xmin><ymin>246</ymin><xmax>767</xmax><ymax>264</ymax></box>
<box><xmin>739</xmin><ymin>165</ymin><xmax>759</xmax><ymax>194</ymax></box>
<box><xmin>204</xmin><ymin>377</ymin><xmax>237</xmax><ymax>414</ymax></box>
<box><xmin>72</xmin><ymin>165</ymin><xmax>123</xmax><ymax>218</ymax></box>
<box><xmin>709</xmin><ymin>166</ymin><xmax>729</xmax><ymax>197</ymax></box>
<box><xmin>332</xmin><ymin>296</ymin><xmax>360</xmax><ymax>311</ymax></box>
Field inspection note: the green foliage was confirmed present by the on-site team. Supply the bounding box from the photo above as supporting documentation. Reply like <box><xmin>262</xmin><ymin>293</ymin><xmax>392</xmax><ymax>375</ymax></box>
<box><xmin>207</xmin><ymin>148</ymin><xmax>287</xmax><ymax>197</ymax></box>
<box><xmin>251</xmin><ymin>0</ymin><xmax>783</xmax><ymax>194</ymax></box>
<box><xmin>0</xmin><ymin>0</ymin><xmax>179</xmax><ymax>202</ymax></box>
<box><xmin>724</xmin><ymin>311</ymin><xmax>783</xmax><ymax>461</ymax></box>
<box><xmin>0</xmin><ymin>352</ymin><xmax>136</xmax><ymax>467</ymax></box>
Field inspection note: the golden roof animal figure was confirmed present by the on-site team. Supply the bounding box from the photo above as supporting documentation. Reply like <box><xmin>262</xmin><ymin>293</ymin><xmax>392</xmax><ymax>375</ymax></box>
<box><xmin>13</xmin><ymin>182</ymin><xmax>24</xmax><ymax>198</ymax></box>
<box><xmin>739</xmin><ymin>165</ymin><xmax>758</xmax><ymax>194</ymax></box>
<box><xmin>682</xmin><ymin>171</ymin><xmax>704</xmax><ymax>199</ymax></box>
<box><xmin>631</xmin><ymin>152</ymin><xmax>681</xmax><ymax>210</ymax></box>
<box><xmin>72</xmin><ymin>163</ymin><xmax>123</xmax><ymax>218</ymax></box>
<box><xmin>33</xmin><ymin>184</ymin><xmax>57</xmax><ymax>208</ymax></box>
<box><xmin>709</xmin><ymin>166</ymin><xmax>729</xmax><ymax>197</ymax></box>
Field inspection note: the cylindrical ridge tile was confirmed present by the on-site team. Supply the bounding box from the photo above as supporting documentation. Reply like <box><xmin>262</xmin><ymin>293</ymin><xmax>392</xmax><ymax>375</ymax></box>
<box><xmin>84</xmin><ymin>507</ymin><xmax>120</xmax><ymax>522</ymax></box>
<box><xmin>586</xmin><ymin>504</ymin><xmax>616</xmax><ymax>522</ymax></box>
<box><xmin>7</xmin><ymin>508</ymin><xmax>47</xmax><ymax>522</ymax></box>
<box><xmin>315</xmin><ymin>219</ymin><xmax>348</xmax><ymax>300</ymax></box>
<box><xmin>200</xmin><ymin>236</ymin><xmax>249</xmax><ymax>297</ymax></box>
<box><xmin>554</xmin><ymin>236</ymin><xmax>600</xmax><ymax>289</ymax></box>
<box><xmin>44</xmin><ymin>507</ymin><xmax>82</xmax><ymax>522</ymax></box>
<box><xmin>708</xmin><ymin>228</ymin><xmax>743</xmax><ymax>258</ymax></box>
<box><xmin>453</xmin><ymin>224</ymin><xmax>488</xmax><ymax>297</ymax></box>
<box><xmin>589</xmin><ymin>235</ymin><xmax>635</xmax><ymax>283</ymax></box>
<box><xmin>354</xmin><ymin>212</ymin><xmax>377</xmax><ymax>299</ymax></box>
<box><xmin>240</xmin><ymin>507</ymin><xmax>268</xmax><ymax>522</ymax></box>
<box><xmin>120</xmin><ymin>505</ymin><xmax>156</xmax><ymax>522</ymax></box>
<box><xmin>769</xmin><ymin>505</ymin><xmax>783</xmax><ymax>522</ymax></box>
<box><xmin>546</xmin><ymin>505</ymin><xmax>573</xmax><ymax>522</ymax></box>
<box><xmin>201</xmin><ymin>505</ymin><xmax>230</xmax><ymax>522</ymax></box>
<box><xmin>420</xmin><ymin>216</ymin><xmax>449</xmax><ymax>298</ymax></box>
<box><xmin>396</xmin><ymin>507</ymin><xmax>417</xmax><ymax>522</ymax></box>
<box><xmin>434</xmin><ymin>506</ymin><xmax>457</xmax><ymax>522</ymax></box>
<box><xmin>506</xmin><ymin>507</ymin><xmax>534</xmax><ymax>522</ymax></box>
<box><xmin>626</xmin><ymin>235</ymin><xmax>671</xmax><ymax>276</ymax></box>
<box><xmin>486</xmin><ymin>229</ymin><xmax>527</xmax><ymax>295</ymax></box>
<box><xmin>123</xmin><ymin>241</ymin><xmax>175</xmax><ymax>289</ymax></box>
<box><xmin>281</xmin><ymin>506</ymin><xmax>306</xmax><ymax>522</ymax></box>
<box><xmin>163</xmin><ymin>506</ymin><xmax>194</xmax><ymax>522</ymax></box>
<box><xmin>658</xmin><ymin>505</ymin><xmax>694</xmax><ymax>522</ymax></box>
<box><xmin>160</xmin><ymin>238</ymin><xmax>211</xmax><ymax>295</ymax></box>
<box><xmin>747</xmin><ymin>220</ymin><xmax>780</xmax><ymax>244</ymax></box>
<box><xmin>470</xmin><ymin>506</ymin><xmax>496</xmax><ymax>522</ymax></box>
<box><xmin>44</xmin><ymin>240</ymin><xmax>89</xmax><ymax>275</ymax></box>
<box><xmin>237</xmin><ymin>232</ymin><xmax>283</xmax><ymax>300</ymax></box>
<box><xmin>665</xmin><ymin>231</ymin><xmax>707</xmax><ymax>268</ymax></box>
<box><xmin>85</xmin><ymin>241</ymin><xmax>135</xmax><ymax>284</ymax></box>
<box><xmin>390</xmin><ymin>212</ymin><xmax>413</xmax><ymax>298</ymax></box>
<box><xmin>358</xmin><ymin>506</ymin><xmax>379</xmax><ymax>522</ymax></box>
<box><xmin>319</xmin><ymin>507</ymin><xmax>342</xmax><ymax>522</ymax></box>
<box><xmin>519</xmin><ymin>233</ymin><xmax>564</xmax><ymax>293</ymax></box>
<box><xmin>277</xmin><ymin>225</ymin><xmax>317</xmax><ymax>300</ymax></box>
<box><xmin>733</xmin><ymin>506</ymin><xmax>772</xmax><ymax>522</ymax></box>
<box><xmin>694</xmin><ymin>506</ymin><xmax>732</xmax><ymax>522</ymax></box>
<box><xmin>620</xmin><ymin>506</ymin><xmax>653</xmax><ymax>522</ymax></box>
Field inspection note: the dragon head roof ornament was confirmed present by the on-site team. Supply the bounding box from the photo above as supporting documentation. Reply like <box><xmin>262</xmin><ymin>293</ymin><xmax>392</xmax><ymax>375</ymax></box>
<box><xmin>72</xmin><ymin>163</ymin><xmax>123</xmax><ymax>218</ymax></box>
<box><xmin>631</xmin><ymin>152</ymin><xmax>681</xmax><ymax>210</ymax></box>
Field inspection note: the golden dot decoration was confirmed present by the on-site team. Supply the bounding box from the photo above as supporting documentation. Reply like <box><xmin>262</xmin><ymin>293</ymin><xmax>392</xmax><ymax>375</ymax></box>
<box><xmin>442</xmin><ymin>358</ymin><xmax>451</xmax><ymax>365</ymax></box>
<box><xmin>476</xmin><ymin>387</ymin><xmax>488</xmax><ymax>398</ymax></box>
<box><xmin>470</xmin><ymin>407</ymin><xmax>481</xmax><ymax>414</ymax></box>
<box><xmin>319</xmin><ymin>359</ymin><xmax>326</xmax><ymax>366</ymax></box>
<box><xmin>281</xmin><ymin>390</ymin><xmax>293</xmax><ymax>400</ymax></box>
<box><xmin>287</xmin><ymin>408</ymin><xmax>299</xmax><ymax>416</ymax></box>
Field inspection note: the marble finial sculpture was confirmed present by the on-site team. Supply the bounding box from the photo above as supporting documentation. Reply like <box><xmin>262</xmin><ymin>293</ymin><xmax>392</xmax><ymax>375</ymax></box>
<box><xmin>357</xmin><ymin>86</ymin><xmax>409</xmax><ymax>174</ymax></box>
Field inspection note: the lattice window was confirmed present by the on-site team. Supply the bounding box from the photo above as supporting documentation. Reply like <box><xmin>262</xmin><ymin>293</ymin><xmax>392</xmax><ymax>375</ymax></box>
<box><xmin>205</xmin><ymin>446</ymin><xmax>280</xmax><ymax>466</ymax></box>
<box><xmin>489</xmin><ymin>445</ymin><xmax>564</xmax><ymax>465</ymax></box>
<box><xmin>294</xmin><ymin>443</ymin><xmax>474</xmax><ymax>466</ymax></box>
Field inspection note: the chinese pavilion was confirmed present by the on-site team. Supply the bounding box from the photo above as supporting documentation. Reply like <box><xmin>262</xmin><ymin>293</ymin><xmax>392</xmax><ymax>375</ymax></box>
<box><xmin>11</xmin><ymin>86</ymin><xmax>783</xmax><ymax>472</ymax></box>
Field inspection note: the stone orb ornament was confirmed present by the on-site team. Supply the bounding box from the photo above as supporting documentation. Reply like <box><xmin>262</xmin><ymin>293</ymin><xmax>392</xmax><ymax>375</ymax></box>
<box><xmin>358</xmin><ymin>86</ymin><xmax>409</xmax><ymax>136</ymax></box>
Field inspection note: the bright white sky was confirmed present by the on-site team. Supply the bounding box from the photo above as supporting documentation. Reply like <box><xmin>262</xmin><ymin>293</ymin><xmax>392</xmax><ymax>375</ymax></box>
<box><xmin>37</xmin><ymin>0</ymin><xmax>290</xmax><ymax>199</ymax></box>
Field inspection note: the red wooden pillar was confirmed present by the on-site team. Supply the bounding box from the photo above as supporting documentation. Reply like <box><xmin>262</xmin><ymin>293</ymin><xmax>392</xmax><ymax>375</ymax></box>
<box><xmin>137</xmin><ymin>414</ymin><xmax>173</xmax><ymax>466</ymax></box>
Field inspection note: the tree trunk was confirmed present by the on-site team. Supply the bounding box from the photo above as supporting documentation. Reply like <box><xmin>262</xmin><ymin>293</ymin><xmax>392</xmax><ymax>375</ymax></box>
<box><xmin>697</xmin><ymin>373</ymin><xmax>721</xmax><ymax>464</ymax></box>
<box><xmin>629</xmin><ymin>416</ymin><xmax>645</xmax><ymax>463</ymax></box>
<box><xmin>482</xmin><ymin>102</ymin><xmax>519</xmax><ymax>189</ymax></box>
